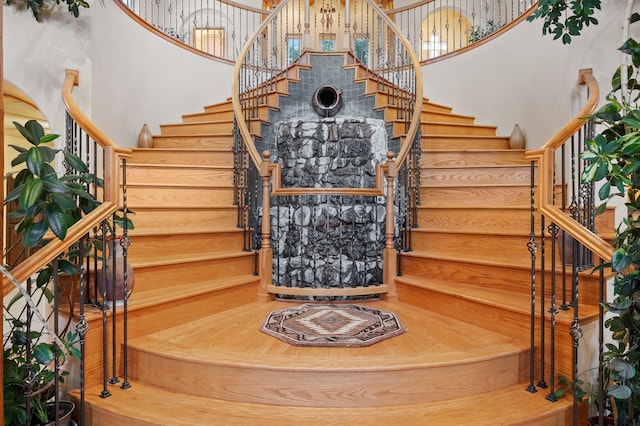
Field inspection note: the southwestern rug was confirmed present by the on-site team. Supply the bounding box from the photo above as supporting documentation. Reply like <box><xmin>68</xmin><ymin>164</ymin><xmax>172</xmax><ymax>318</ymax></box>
<box><xmin>260</xmin><ymin>303</ymin><xmax>406</xmax><ymax>347</ymax></box>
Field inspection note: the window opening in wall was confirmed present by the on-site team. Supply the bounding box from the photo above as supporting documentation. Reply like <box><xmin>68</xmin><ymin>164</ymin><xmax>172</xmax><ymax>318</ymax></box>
<box><xmin>320</xmin><ymin>33</ymin><xmax>336</xmax><ymax>51</ymax></box>
<box><xmin>193</xmin><ymin>28</ymin><xmax>225</xmax><ymax>56</ymax></box>
<box><xmin>287</xmin><ymin>35</ymin><xmax>302</xmax><ymax>65</ymax></box>
<box><xmin>354</xmin><ymin>36</ymin><xmax>369</xmax><ymax>65</ymax></box>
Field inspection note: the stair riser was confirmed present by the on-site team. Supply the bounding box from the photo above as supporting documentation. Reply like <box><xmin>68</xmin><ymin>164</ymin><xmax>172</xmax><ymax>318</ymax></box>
<box><xmin>128</xmin><ymin>207</ymin><xmax>239</xmax><ymax>231</ymax></box>
<box><xmin>422</xmin><ymin>151</ymin><xmax>531</xmax><ymax>167</ymax></box>
<box><xmin>421</xmin><ymin>186</ymin><xmax>532</xmax><ymax>208</ymax></box>
<box><xmin>422</xmin><ymin>136</ymin><xmax>510</xmax><ymax>150</ymax></box>
<box><xmin>417</xmin><ymin>208</ymin><xmax>533</xmax><ymax>234</ymax></box>
<box><xmin>128</xmin><ymin>150</ymin><xmax>233</xmax><ymax>166</ymax></box>
<box><xmin>131</xmin><ymin>254</ymin><xmax>255</xmax><ymax>291</ymax></box>
<box><xmin>126</xmin><ymin>186</ymin><xmax>234</xmax><ymax>208</ymax></box>
<box><xmin>160</xmin><ymin>121</ymin><xmax>235</xmax><ymax>135</ymax></box>
<box><xmin>152</xmin><ymin>136</ymin><xmax>233</xmax><ymax>149</ymax></box>
<box><xmin>128</xmin><ymin>231</ymin><xmax>245</xmax><ymax>258</ymax></box>
<box><xmin>410</xmin><ymin>231</ymin><xmax>532</xmax><ymax>257</ymax></box>
<box><xmin>81</xmin><ymin>281</ymin><xmax>259</xmax><ymax>389</ymax></box>
<box><xmin>421</xmin><ymin>166</ymin><xmax>532</xmax><ymax>186</ymax></box>
<box><xmin>422</xmin><ymin>123</ymin><xmax>496</xmax><ymax>136</ymax></box>
<box><xmin>398</xmin><ymin>255</ymin><xmax>601</xmax><ymax>305</ymax></box>
<box><xmin>128</xmin><ymin>347</ymin><xmax>529</xmax><ymax>408</ymax></box>
<box><xmin>126</xmin><ymin>166</ymin><xmax>233</xmax><ymax>187</ymax></box>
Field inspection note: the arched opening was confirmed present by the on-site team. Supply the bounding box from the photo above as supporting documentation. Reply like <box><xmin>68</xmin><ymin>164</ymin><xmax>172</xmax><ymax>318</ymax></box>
<box><xmin>421</xmin><ymin>8</ymin><xmax>471</xmax><ymax>59</ymax></box>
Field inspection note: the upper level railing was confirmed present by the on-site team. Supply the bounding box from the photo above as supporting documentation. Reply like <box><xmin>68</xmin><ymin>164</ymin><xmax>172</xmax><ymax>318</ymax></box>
<box><xmin>117</xmin><ymin>0</ymin><xmax>537</xmax><ymax>65</ymax></box>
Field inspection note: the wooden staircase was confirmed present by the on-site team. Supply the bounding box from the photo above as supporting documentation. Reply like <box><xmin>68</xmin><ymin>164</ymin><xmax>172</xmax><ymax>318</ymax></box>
<box><xmin>75</xmin><ymin>59</ymin><xmax>613</xmax><ymax>425</ymax></box>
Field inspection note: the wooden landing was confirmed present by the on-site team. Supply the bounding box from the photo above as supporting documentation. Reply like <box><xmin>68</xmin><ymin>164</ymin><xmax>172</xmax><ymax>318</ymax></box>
<box><xmin>79</xmin><ymin>300</ymin><xmax>572</xmax><ymax>425</ymax></box>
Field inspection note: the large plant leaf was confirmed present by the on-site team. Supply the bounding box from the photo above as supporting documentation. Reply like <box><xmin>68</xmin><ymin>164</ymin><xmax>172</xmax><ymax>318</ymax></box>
<box><xmin>24</xmin><ymin>119</ymin><xmax>44</xmax><ymax>145</ymax></box>
<box><xmin>63</xmin><ymin>152</ymin><xmax>88</xmax><ymax>173</ymax></box>
<box><xmin>18</xmin><ymin>178</ymin><xmax>43</xmax><ymax>209</ymax></box>
<box><xmin>26</xmin><ymin>146</ymin><xmax>44</xmax><ymax>176</ymax></box>
<box><xmin>45</xmin><ymin>203</ymin><xmax>69</xmax><ymax>240</ymax></box>
<box><xmin>32</xmin><ymin>343</ymin><xmax>54</xmax><ymax>365</ymax></box>
<box><xmin>23</xmin><ymin>220</ymin><xmax>47</xmax><ymax>248</ymax></box>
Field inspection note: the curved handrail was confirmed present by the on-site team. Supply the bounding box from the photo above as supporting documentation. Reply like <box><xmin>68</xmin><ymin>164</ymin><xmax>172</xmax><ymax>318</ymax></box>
<box><xmin>525</xmin><ymin>69</ymin><xmax>613</xmax><ymax>263</ymax></box>
<box><xmin>3</xmin><ymin>71</ymin><xmax>131</xmax><ymax>295</ymax></box>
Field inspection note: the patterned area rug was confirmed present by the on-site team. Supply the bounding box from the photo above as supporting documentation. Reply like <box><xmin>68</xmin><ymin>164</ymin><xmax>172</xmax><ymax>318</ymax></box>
<box><xmin>260</xmin><ymin>303</ymin><xmax>406</xmax><ymax>347</ymax></box>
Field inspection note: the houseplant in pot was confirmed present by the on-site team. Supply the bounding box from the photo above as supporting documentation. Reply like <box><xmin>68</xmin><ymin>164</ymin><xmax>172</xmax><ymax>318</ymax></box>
<box><xmin>3</xmin><ymin>119</ymin><xmax>97</xmax><ymax>425</ymax></box>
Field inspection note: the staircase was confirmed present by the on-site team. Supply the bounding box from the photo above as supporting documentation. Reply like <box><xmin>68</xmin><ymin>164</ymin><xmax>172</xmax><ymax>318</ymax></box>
<box><xmin>76</xmin><ymin>57</ymin><xmax>612</xmax><ymax>425</ymax></box>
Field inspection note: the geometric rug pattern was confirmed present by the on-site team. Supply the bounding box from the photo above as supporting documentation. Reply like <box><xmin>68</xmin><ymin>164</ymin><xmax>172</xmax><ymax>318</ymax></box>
<box><xmin>260</xmin><ymin>303</ymin><xmax>406</xmax><ymax>347</ymax></box>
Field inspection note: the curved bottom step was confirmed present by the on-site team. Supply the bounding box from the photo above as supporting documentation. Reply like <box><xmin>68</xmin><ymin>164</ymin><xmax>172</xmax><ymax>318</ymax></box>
<box><xmin>77</xmin><ymin>381</ymin><xmax>573</xmax><ymax>425</ymax></box>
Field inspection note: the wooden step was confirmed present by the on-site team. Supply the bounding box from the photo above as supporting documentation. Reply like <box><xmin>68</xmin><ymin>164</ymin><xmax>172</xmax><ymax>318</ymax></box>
<box><xmin>125</xmin><ymin>184</ymin><xmax>234</xmax><ymax>208</ymax></box>
<box><xmin>183</xmin><ymin>107</ymin><xmax>235</xmax><ymax>121</ymax></box>
<box><xmin>201</xmin><ymin>100</ymin><xmax>233</xmax><ymax>112</ymax></box>
<box><xmin>422</xmin><ymin>135</ymin><xmax>511</xmax><ymax>150</ymax></box>
<box><xmin>77</xmin><ymin>380</ymin><xmax>572</xmax><ymax>425</ymax></box>
<box><xmin>421</xmin><ymin>165</ymin><xmax>532</xmax><ymax>186</ymax></box>
<box><xmin>160</xmin><ymin>120</ymin><xmax>236</xmax><ymax>136</ymax></box>
<box><xmin>398</xmin><ymin>251</ymin><xmax>603</xmax><ymax>305</ymax></box>
<box><xmin>128</xmin><ymin>148</ymin><xmax>233</xmax><ymax>166</ymax></box>
<box><xmin>417</xmin><ymin>206</ymin><xmax>616</xmax><ymax>238</ymax></box>
<box><xmin>422</xmin><ymin>149</ymin><xmax>530</xmax><ymax>167</ymax></box>
<box><xmin>126</xmin><ymin>164</ymin><xmax>233</xmax><ymax>186</ymax></box>
<box><xmin>130</xmin><ymin>252</ymin><xmax>255</xmax><ymax>292</ymax></box>
<box><xmin>421</xmin><ymin>185</ymin><xmax>532</xmax><ymax>208</ymax></box>
<box><xmin>126</xmin><ymin>301</ymin><xmax>529</xmax><ymax>407</ymax></box>
<box><xmin>151</xmin><ymin>135</ymin><xmax>233</xmax><ymax>149</ymax></box>
<box><xmin>420</xmin><ymin>122</ymin><xmax>497</xmax><ymax>137</ymax></box>
<box><xmin>126</xmin><ymin>206</ymin><xmax>238</xmax><ymax>231</ymax></box>
<box><xmin>128</xmin><ymin>229</ymin><xmax>246</xmax><ymax>259</ymax></box>
<box><xmin>422</xmin><ymin>99</ymin><xmax>454</xmax><ymax>114</ymax></box>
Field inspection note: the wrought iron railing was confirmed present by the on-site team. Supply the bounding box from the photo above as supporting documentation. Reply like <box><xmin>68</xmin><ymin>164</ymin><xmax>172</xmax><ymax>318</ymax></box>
<box><xmin>388</xmin><ymin>0</ymin><xmax>536</xmax><ymax>63</ymax></box>
<box><xmin>117</xmin><ymin>0</ymin><xmax>537</xmax><ymax>65</ymax></box>
<box><xmin>525</xmin><ymin>69</ymin><xmax>614</xmax><ymax>424</ymax></box>
<box><xmin>2</xmin><ymin>70</ymin><xmax>133</xmax><ymax>425</ymax></box>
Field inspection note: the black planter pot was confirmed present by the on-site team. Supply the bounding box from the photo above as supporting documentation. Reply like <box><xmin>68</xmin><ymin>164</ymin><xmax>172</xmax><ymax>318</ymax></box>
<box><xmin>35</xmin><ymin>400</ymin><xmax>75</xmax><ymax>426</ymax></box>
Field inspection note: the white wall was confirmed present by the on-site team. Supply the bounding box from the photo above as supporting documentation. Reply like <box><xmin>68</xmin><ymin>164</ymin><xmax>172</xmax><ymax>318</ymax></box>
<box><xmin>90</xmin><ymin>1</ymin><xmax>235</xmax><ymax>148</ymax></box>
<box><xmin>3</xmin><ymin>7</ymin><xmax>92</xmax><ymax>142</ymax></box>
<box><xmin>422</xmin><ymin>0</ymin><xmax>636</xmax><ymax>149</ymax></box>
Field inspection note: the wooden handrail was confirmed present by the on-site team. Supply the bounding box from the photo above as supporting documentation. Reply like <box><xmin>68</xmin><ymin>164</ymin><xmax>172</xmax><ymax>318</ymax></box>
<box><xmin>525</xmin><ymin>69</ymin><xmax>613</xmax><ymax>263</ymax></box>
<box><xmin>3</xmin><ymin>71</ymin><xmax>131</xmax><ymax>296</ymax></box>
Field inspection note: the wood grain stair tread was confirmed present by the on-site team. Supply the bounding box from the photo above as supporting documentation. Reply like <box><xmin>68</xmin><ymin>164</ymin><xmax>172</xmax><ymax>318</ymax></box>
<box><xmin>396</xmin><ymin>275</ymin><xmax>600</xmax><ymax>322</ymax></box>
<box><xmin>400</xmin><ymin>247</ymin><xmax>601</xmax><ymax>271</ymax></box>
<box><xmin>130</xmin><ymin>226</ymin><xmax>243</xmax><ymax>237</ymax></box>
<box><xmin>78</xmin><ymin>381</ymin><xmax>570</xmax><ymax>425</ymax></box>
<box><xmin>130</xmin><ymin>250</ymin><xmax>254</xmax><ymax>268</ymax></box>
<box><xmin>127</xmin><ymin>162</ymin><xmax>233</xmax><ymax>170</ymax></box>
<box><xmin>132</xmin><ymin>147</ymin><xmax>231</xmax><ymax>153</ymax></box>
<box><xmin>127</xmin><ymin>300</ymin><xmax>526</xmax><ymax>369</ymax></box>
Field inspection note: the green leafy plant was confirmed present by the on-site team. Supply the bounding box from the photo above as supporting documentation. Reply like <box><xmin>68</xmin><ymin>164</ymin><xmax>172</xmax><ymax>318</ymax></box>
<box><xmin>467</xmin><ymin>20</ymin><xmax>504</xmax><ymax>43</ymax></box>
<box><xmin>5</xmin><ymin>0</ymin><xmax>90</xmax><ymax>21</ymax></box>
<box><xmin>3</xmin><ymin>120</ymin><xmax>98</xmax><ymax>425</ymax></box>
<box><xmin>526</xmin><ymin>0</ymin><xmax>601</xmax><ymax>44</ymax></box>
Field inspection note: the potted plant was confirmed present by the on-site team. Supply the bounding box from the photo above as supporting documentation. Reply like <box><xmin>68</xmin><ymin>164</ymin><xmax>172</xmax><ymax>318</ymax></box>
<box><xmin>555</xmin><ymin>371</ymin><xmax>615</xmax><ymax>425</ymax></box>
<box><xmin>3</xmin><ymin>119</ymin><xmax>98</xmax><ymax>425</ymax></box>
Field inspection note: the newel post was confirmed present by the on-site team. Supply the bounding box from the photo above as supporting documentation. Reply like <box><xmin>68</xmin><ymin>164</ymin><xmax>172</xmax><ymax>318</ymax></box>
<box><xmin>383</xmin><ymin>151</ymin><xmax>398</xmax><ymax>302</ymax></box>
<box><xmin>258</xmin><ymin>151</ymin><xmax>273</xmax><ymax>301</ymax></box>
